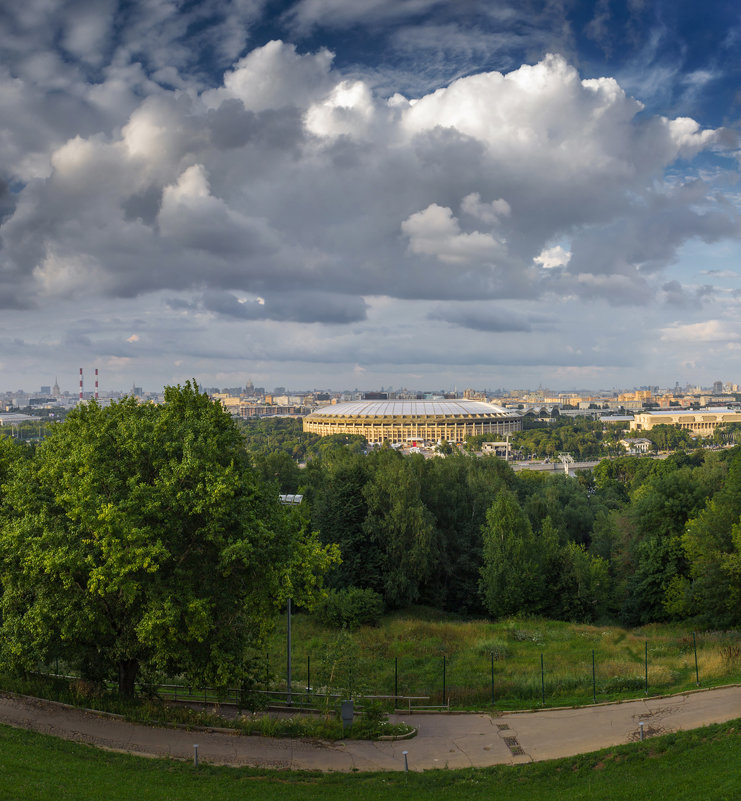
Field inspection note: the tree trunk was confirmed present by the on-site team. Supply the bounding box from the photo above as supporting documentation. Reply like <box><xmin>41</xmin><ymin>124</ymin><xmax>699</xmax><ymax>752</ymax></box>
<box><xmin>118</xmin><ymin>659</ymin><xmax>138</xmax><ymax>698</ymax></box>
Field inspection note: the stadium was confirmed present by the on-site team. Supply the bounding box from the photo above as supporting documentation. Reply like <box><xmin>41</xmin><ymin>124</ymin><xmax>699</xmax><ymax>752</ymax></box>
<box><xmin>302</xmin><ymin>400</ymin><xmax>521</xmax><ymax>445</ymax></box>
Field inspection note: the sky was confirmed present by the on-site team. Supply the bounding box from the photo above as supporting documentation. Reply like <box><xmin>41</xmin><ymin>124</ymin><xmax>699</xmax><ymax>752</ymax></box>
<box><xmin>1</xmin><ymin>0</ymin><xmax>741</xmax><ymax>394</ymax></box>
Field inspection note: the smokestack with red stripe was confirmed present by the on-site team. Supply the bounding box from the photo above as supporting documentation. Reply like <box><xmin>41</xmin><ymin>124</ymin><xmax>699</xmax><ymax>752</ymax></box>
<box><xmin>95</xmin><ymin>368</ymin><xmax>99</xmax><ymax>401</ymax></box>
<box><xmin>79</xmin><ymin>368</ymin><xmax>83</xmax><ymax>402</ymax></box>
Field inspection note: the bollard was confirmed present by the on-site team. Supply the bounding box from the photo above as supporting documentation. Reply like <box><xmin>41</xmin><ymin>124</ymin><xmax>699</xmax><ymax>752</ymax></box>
<box><xmin>639</xmin><ymin>722</ymin><xmax>645</xmax><ymax>742</ymax></box>
<box><xmin>193</xmin><ymin>744</ymin><xmax>199</xmax><ymax>768</ymax></box>
<box><xmin>402</xmin><ymin>750</ymin><xmax>409</xmax><ymax>772</ymax></box>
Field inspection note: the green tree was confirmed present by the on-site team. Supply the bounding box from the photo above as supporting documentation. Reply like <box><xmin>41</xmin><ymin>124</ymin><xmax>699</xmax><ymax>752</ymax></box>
<box><xmin>520</xmin><ymin>473</ymin><xmax>596</xmax><ymax>546</ymax></box>
<box><xmin>312</xmin><ymin>454</ymin><xmax>378</xmax><ymax>592</ymax></box>
<box><xmin>619</xmin><ymin>466</ymin><xmax>720</xmax><ymax>624</ymax></box>
<box><xmin>420</xmin><ymin>454</ymin><xmax>514</xmax><ymax>612</ymax></box>
<box><xmin>362</xmin><ymin>452</ymin><xmax>438</xmax><ymax>608</ymax></box>
<box><xmin>0</xmin><ymin>383</ymin><xmax>337</xmax><ymax>696</ymax></box>
<box><xmin>681</xmin><ymin>451</ymin><xmax>741</xmax><ymax>626</ymax></box>
<box><xmin>550</xmin><ymin>541</ymin><xmax>611</xmax><ymax>622</ymax></box>
<box><xmin>251</xmin><ymin>450</ymin><xmax>302</xmax><ymax>493</ymax></box>
<box><xmin>479</xmin><ymin>491</ymin><xmax>542</xmax><ymax>618</ymax></box>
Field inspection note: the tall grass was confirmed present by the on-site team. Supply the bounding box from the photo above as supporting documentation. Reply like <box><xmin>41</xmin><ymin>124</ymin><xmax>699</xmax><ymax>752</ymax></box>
<box><xmin>264</xmin><ymin>612</ymin><xmax>741</xmax><ymax>710</ymax></box>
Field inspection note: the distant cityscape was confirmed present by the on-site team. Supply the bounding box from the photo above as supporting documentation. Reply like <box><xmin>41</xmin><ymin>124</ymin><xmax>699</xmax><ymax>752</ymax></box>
<box><xmin>1</xmin><ymin>376</ymin><xmax>739</xmax><ymax>419</ymax></box>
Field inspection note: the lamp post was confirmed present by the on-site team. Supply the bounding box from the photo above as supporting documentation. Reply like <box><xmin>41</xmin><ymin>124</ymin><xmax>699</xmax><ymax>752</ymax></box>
<box><xmin>286</xmin><ymin>598</ymin><xmax>292</xmax><ymax>706</ymax></box>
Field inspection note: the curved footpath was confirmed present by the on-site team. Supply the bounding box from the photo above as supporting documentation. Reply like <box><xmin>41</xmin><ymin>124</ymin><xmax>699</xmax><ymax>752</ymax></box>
<box><xmin>1</xmin><ymin>686</ymin><xmax>740</xmax><ymax>772</ymax></box>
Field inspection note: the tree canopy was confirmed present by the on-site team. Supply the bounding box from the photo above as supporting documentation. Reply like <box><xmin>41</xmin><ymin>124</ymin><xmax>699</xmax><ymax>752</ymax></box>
<box><xmin>0</xmin><ymin>383</ymin><xmax>337</xmax><ymax>695</ymax></box>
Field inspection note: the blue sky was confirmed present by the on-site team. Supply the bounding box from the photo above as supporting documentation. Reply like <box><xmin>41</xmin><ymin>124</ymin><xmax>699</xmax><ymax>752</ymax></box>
<box><xmin>0</xmin><ymin>0</ymin><xmax>740</xmax><ymax>393</ymax></box>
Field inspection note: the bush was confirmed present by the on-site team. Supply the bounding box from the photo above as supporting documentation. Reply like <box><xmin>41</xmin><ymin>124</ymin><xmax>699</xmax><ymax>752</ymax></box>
<box><xmin>316</xmin><ymin>587</ymin><xmax>384</xmax><ymax>629</ymax></box>
<box><xmin>476</xmin><ymin>639</ymin><xmax>511</xmax><ymax>660</ymax></box>
<box><xmin>360</xmin><ymin>700</ymin><xmax>388</xmax><ymax>724</ymax></box>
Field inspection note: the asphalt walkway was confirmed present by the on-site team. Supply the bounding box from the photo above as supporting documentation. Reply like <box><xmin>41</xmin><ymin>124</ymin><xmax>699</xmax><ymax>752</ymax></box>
<box><xmin>1</xmin><ymin>686</ymin><xmax>740</xmax><ymax>772</ymax></box>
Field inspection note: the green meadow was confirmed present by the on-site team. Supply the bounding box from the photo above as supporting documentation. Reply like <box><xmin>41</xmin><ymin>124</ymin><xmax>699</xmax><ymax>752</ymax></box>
<box><xmin>263</xmin><ymin>612</ymin><xmax>741</xmax><ymax>709</ymax></box>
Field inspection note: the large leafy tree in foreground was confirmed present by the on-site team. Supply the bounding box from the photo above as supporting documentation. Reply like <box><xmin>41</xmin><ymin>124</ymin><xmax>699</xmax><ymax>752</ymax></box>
<box><xmin>0</xmin><ymin>383</ymin><xmax>336</xmax><ymax>695</ymax></box>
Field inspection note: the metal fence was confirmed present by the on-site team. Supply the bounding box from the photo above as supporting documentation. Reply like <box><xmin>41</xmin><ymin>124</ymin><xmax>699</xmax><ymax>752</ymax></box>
<box><xmin>36</xmin><ymin>630</ymin><xmax>741</xmax><ymax>712</ymax></box>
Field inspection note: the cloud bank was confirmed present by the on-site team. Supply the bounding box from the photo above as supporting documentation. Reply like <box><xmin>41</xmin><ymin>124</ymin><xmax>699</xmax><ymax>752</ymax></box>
<box><xmin>0</xmin><ymin>4</ymin><xmax>739</xmax><ymax>389</ymax></box>
<box><xmin>1</xmin><ymin>45</ymin><xmax>734</xmax><ymax>316</ymax></box>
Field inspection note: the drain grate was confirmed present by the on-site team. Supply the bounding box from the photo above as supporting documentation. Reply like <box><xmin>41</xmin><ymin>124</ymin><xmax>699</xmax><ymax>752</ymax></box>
<box><xmin>496</xmin><ymin>723</ymin><xmax>510</xmax><ymax>731</ymax></box>
<box><xmin>503</xmin><ymin>735</ymin><xmax>525</xmax><ymax>755</ymax></box>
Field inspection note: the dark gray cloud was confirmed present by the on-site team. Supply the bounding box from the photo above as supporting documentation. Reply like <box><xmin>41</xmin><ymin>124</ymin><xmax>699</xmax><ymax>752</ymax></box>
<box><xmin>428</xmin><ymin>304</ymin><xmax>533</xmax><ymax>332</ymax></box>
<box><xmin>201</xmin><ymin>290</ymin><xmax>368</xmax><ymax>324</ymax></box>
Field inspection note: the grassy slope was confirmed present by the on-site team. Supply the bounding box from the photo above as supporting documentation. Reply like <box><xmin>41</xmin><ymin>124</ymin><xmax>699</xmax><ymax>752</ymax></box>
<box><xmin>265</xmin><ymin>611</ymin><xmax>741</xmax><ymax>709</ymax></box>
<box><xmin>1</xmin><ymin>720</ymin><xmax>740</xmax><ymax>801</ymax></box>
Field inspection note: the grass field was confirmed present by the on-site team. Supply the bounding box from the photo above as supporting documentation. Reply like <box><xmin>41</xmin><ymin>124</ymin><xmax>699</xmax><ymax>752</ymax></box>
<box><xmin>1</xmin><ymin>718</ymin><xmax>740</xmax><ymax>800</ymax></box>
<box><xmin>263</xmin><ymin>611</ymin><xmax>741</xmax><ymax>709</ymax></box>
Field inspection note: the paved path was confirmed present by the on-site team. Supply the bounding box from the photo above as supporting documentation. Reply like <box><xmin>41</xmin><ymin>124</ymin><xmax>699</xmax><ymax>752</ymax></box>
<box><xmin>1</xmin><ymin>687</ymin><xmax>740</xmax><ymax>772</ymax></box>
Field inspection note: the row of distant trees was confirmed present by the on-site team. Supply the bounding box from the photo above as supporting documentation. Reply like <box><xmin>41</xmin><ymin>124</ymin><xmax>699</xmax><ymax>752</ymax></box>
<box><xmin>468</xmin><ymin>416</ymin><xmax>738</xmax><ymax>460</ymax></box>
<box><xmin>244</xmin><ymin>418</ymin><xmax>741</xmax><ymax>629</ymax></box>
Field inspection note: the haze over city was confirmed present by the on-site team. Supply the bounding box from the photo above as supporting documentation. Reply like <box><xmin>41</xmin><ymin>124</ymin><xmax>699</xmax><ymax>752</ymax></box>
<box><xmin>1</xmin><ymin>1</ymin><xmax>740</xmax><ymax>391</ymax></box>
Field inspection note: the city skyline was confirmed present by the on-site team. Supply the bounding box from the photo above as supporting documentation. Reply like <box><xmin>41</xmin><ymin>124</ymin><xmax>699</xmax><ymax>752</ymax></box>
<box><xmin>2</xmin><ymin>374</ymin><xmax>737</xmax><ymax>399</ymax></box>
<box><xmin>1</xmin><ymin>2</ymin><xmax>741</xmax><ymax>391</ymax></box>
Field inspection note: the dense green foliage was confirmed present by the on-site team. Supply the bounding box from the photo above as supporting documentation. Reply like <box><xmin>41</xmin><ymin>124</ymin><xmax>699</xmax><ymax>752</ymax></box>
<box><xmin>0</xmin><ymin>385</ymin><xmax>337</xmax><ymax>696</ymax></box>
<box><xmin>239</xmin><ymin>416</ymin><xmax>741</xmax><ymax>628</ymax></box>
<box><xmin>510</xmin><ymin>417</ymin><xmax>626</xmax><ymax>459</ymax></box>
<box><xmin>469</xmin><ymin>417</ymin><xmax>706</xmax><ymax>460</ymax></box>
<box><xmin>4</xmin><ymin>405</ymin><xmax>735</xmax><ymax>700</ymax></box>
<box><xmin>316</xmin><ymin>586</ymin><xmax>385</xmax><ymax>629</ymax></box>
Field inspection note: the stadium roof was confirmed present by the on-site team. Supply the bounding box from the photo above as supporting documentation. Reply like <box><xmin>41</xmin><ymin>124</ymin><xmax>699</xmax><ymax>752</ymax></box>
<box><xmin>307</xmin><ymin>400</ymin><xmax>517</xmax><ymax>418</ymax></box>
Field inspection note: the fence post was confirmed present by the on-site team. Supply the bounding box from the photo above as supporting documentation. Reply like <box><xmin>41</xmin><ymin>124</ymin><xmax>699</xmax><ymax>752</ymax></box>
<box><xmin>307</xmin><ymin>654</ymin><xmax>311</xmax><ymax>695</ymax></box>
<box><xmin>442</xmin><ymin>655</ymin><xmax>446</xmax><ymax>707</ymax></box>
<box><xmin>490</xmin><ymin>651</ymin><xmax>495</xmax><ymax>705</ymax></box>
<box><xmin>540</xmin><ymin>653</ymin><xmax>545</xmax><ymax>706</ymax></box>
<box><xmin>644</xmin><ymin>641</ymin><xmax>648</xmax><ymax>695</ymax></box>
<box><xmin>592</xmin><ymin>649</ymin><xmax>596</xmax><ymax>704</ymax></box>
<box><xmin>693</xmin><ymin>631</ymin><xmax>700</xmax><ymax>686</ymax></box>
<box><xmin>394</xmin><ymin>656</ymin><xmax>398</xmax><ymax>705</ymax></box>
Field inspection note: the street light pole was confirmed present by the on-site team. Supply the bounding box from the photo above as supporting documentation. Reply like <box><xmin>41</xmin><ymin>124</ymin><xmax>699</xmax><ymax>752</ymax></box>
<box><xmin>286</xmin><ymin>597</ymin><xmax>292</xmax><ymax>706</ymax></box>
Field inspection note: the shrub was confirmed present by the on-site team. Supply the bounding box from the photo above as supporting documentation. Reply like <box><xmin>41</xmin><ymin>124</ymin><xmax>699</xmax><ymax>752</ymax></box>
<box><xmin>316</xmin><ymin>587</ymin><xmax>384</xmax><ymax>629</ymax></box>
<box><xmin>360</xmin><ymin>700</ymin><xmax>388</xmax><ymax>724</ymax></box>
<box><xmin>476</xmin><ymin>639</ymin><xmax>510</xmax><ymax>660</ymax></box>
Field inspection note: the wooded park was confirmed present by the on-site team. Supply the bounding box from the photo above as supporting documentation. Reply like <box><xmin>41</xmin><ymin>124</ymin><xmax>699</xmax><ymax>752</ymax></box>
<box><xmin>0</xmin><ymin>389</ymin><xmax>739</xmax><ymax>702</ymax></box>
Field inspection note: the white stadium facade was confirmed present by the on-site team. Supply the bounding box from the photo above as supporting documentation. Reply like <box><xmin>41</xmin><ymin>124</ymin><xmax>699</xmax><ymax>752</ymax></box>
<box><xmin>302</xmin><ymin>400</ymin><xmax>522</xmax><ymax>445</ymax></box>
